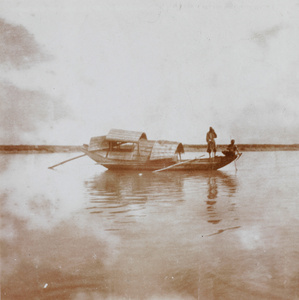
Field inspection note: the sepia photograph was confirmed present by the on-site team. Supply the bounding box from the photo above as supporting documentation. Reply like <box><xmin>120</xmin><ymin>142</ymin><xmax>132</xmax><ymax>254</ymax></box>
<box><xmin>1</xmin><ymin>0</ymin><xmax>299</xmax><ymax>299</ymax></box>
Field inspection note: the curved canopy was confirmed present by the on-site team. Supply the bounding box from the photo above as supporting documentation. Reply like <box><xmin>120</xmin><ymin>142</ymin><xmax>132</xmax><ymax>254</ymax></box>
<box><xmin>150</xmin><ymin>141</ymin><xmax>184</xmax><ymax>160</ymax></box>
<box><xmin>106</xmin><ymin>129</ymin><xmax>147</xmax><ymax>143</ymax></box>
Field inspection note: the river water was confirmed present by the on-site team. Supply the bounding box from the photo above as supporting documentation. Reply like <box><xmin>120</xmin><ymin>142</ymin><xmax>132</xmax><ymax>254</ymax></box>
<box><xmin>1</xmin><ymin>151</ymin><xmax>299</xmax><ymax>299</ymax></box>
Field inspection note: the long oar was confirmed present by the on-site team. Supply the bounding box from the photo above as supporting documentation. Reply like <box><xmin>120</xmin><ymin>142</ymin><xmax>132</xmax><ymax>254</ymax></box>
<box><xmin>153</xmin><ymin>156</ymin><xmax>204</xmax><ymax>173</ymax></box>
<box><xmin>48</xmin><ymin>154</ymin><xmax>87</xmax><ymax>169</ymax></box>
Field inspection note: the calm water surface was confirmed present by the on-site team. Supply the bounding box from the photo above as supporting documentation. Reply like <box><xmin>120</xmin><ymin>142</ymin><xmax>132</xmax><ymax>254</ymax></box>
<box><xmin>1</xmin><ymin>152</ymin><xmax>299</xmax><ymax>299</ymax></box>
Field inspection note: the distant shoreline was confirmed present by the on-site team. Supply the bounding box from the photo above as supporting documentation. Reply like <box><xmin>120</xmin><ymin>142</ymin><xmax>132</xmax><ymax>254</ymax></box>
<box><xmin>0</xmin><ymin>144</ymin><xmax>299</xmax><ymax>153</ymax></box>
<box><xmin>184</xmin><ymin>144</ymin><xmax>299</xmax><ymax>152</ymax></box>
<box><xmin>0</xmin><ymin>145</ymin><xmax>82</xmax><ymax>153</ymax></box>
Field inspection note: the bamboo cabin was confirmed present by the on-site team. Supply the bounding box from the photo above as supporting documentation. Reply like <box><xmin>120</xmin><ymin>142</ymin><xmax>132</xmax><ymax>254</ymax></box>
<box><xmin>85</xmin><ymin>128</ymin><xmax>184</xmax><ymax>162</ymax></box>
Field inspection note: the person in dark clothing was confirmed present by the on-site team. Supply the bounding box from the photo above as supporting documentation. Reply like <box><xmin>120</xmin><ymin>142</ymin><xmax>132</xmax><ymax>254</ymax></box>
<box><xmin>206</xmin><ymin>127</ymin><xmax>217</xmax><ymax>158</ymax></box>
<box><xmin>176</xmin><ymin>143</ymin><xmax>185</xmax><ymax>161</ymax></box>
<box><xmin>222</xmin><ymin>139</ymin><xmax>239</xmax><ymax>157</ymax></box>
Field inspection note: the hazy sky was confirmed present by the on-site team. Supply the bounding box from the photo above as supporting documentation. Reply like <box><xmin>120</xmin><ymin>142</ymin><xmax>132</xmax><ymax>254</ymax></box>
<box><xmin>1</xmin><ymin>0</ymin><xmax>299</xmax><ymax>145</ymax></box>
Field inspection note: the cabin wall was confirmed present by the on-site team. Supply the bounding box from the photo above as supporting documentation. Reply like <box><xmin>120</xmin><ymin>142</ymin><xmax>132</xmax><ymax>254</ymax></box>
<box><xmin>106</xmin><ymin>150</ymin><xmax>135</xmax><ymax>160</ymax></box>
<box><xmin>133</xmin><ymin>140</ymin><xmax>155</xmax><ymax>161</ymax></box>
<box><xmin>149</xmin><ymin>141</ymin><xmax>180</xmax><ymax>160</ymax></box>
<box><xmin>95</xmin><ymin>141</ymin><xmax>155</xmax><ymax>161</ymax></box>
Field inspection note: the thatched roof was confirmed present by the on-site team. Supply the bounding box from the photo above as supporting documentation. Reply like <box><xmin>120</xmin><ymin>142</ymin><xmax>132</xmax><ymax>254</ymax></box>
<box><xmin>106</xmin><ymin>129</ymin><xmax>147</xmax><ymax>143</ymax></box>
<box><xmin>150</xmin><ymin>141</ymin><xmax>184</xmax><ymax>160</ymax></box>
<box><xmin>88</xmin><ymin>136</ymin><xmax>108</xmax><ymax>151</ymax></box>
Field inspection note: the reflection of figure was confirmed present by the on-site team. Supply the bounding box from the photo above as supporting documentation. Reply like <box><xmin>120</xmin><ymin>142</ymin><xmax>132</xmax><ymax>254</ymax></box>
<box><xmin>205</xmin><ymin>172</ymin><xmax>238</xmax><ymax>225</ymax></box>
<box><xmin>222</xmin><ymin>139</ymin><xmax>239</xmax><ymax>157</ymax></box>
<box><xmin>207</xmin><ymin>177</ymin><xmax>218</xmax><ymax>200</ymax></box>
<box><xmin>206</xmin><ymin>127</ymin><xmax>217</xmax><ymax>158</ymax></box>
<box><xmin>206</xmin><ymin>175</ymin><xmax>220</xmax><ymax>224</ymax></box>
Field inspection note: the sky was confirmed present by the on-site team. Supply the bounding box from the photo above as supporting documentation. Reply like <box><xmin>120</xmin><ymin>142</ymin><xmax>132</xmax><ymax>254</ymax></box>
<box><xmin>0</xmin><ymin>0</ymin><xmax>299</xmax><ymax>145</ymax></box>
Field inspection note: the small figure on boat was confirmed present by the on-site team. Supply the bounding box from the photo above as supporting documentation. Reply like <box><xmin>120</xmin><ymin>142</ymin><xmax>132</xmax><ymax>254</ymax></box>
<box><xmin>176</xmin><ymin>142</ymin><xmax>185</xmax><ymax>161</ymax></box>
<box><xmin>222</xmin><ymin>139</ymin><xmax>239</xmax><ymax>157</ymax></box>
<box><xmin>206</xmin><ymin>127</ymin><xmax>217</xmax><ymax>158</ymax></box>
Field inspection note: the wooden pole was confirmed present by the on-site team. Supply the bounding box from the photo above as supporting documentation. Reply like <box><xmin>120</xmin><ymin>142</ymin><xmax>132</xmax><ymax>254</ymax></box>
<box><xmin>48</xmin><ymin>154</ymin><xmax>87</xmax><ymax>169</ymax></box>
<box><xmin>234</xmin><ymin>153</ymin><xmax>242</xmax><ymax>172</ymax></box>
<box><xmin>153</xmin><ymin>156</ymin><xmax>204</xmax><ymax>173</ymax></box>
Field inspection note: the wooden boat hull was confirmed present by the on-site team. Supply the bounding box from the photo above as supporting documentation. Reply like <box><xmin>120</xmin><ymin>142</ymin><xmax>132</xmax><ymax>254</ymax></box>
<box><xmin>81</xmin><ymin>147</ymin><xmax>239</xmax><ymax>171</ymax></box>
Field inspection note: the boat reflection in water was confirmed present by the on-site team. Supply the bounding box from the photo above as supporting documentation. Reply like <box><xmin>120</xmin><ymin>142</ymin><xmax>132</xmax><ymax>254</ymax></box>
<box><xmin>84</xmin><ymin>170</ymin><xmax>186</xmax><ymax>231</ymax></box>
<box><xmin>84</xmin><ymin>170</ymin><xmax>239</xmax><ymax>232</ymax></box>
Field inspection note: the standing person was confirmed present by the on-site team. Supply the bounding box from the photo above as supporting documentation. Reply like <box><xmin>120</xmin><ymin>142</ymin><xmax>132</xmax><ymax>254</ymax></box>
<box><xmin>206</xmin><ymin>127</ymin><xmax>217</xmax><ymax>158</ymax></box>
